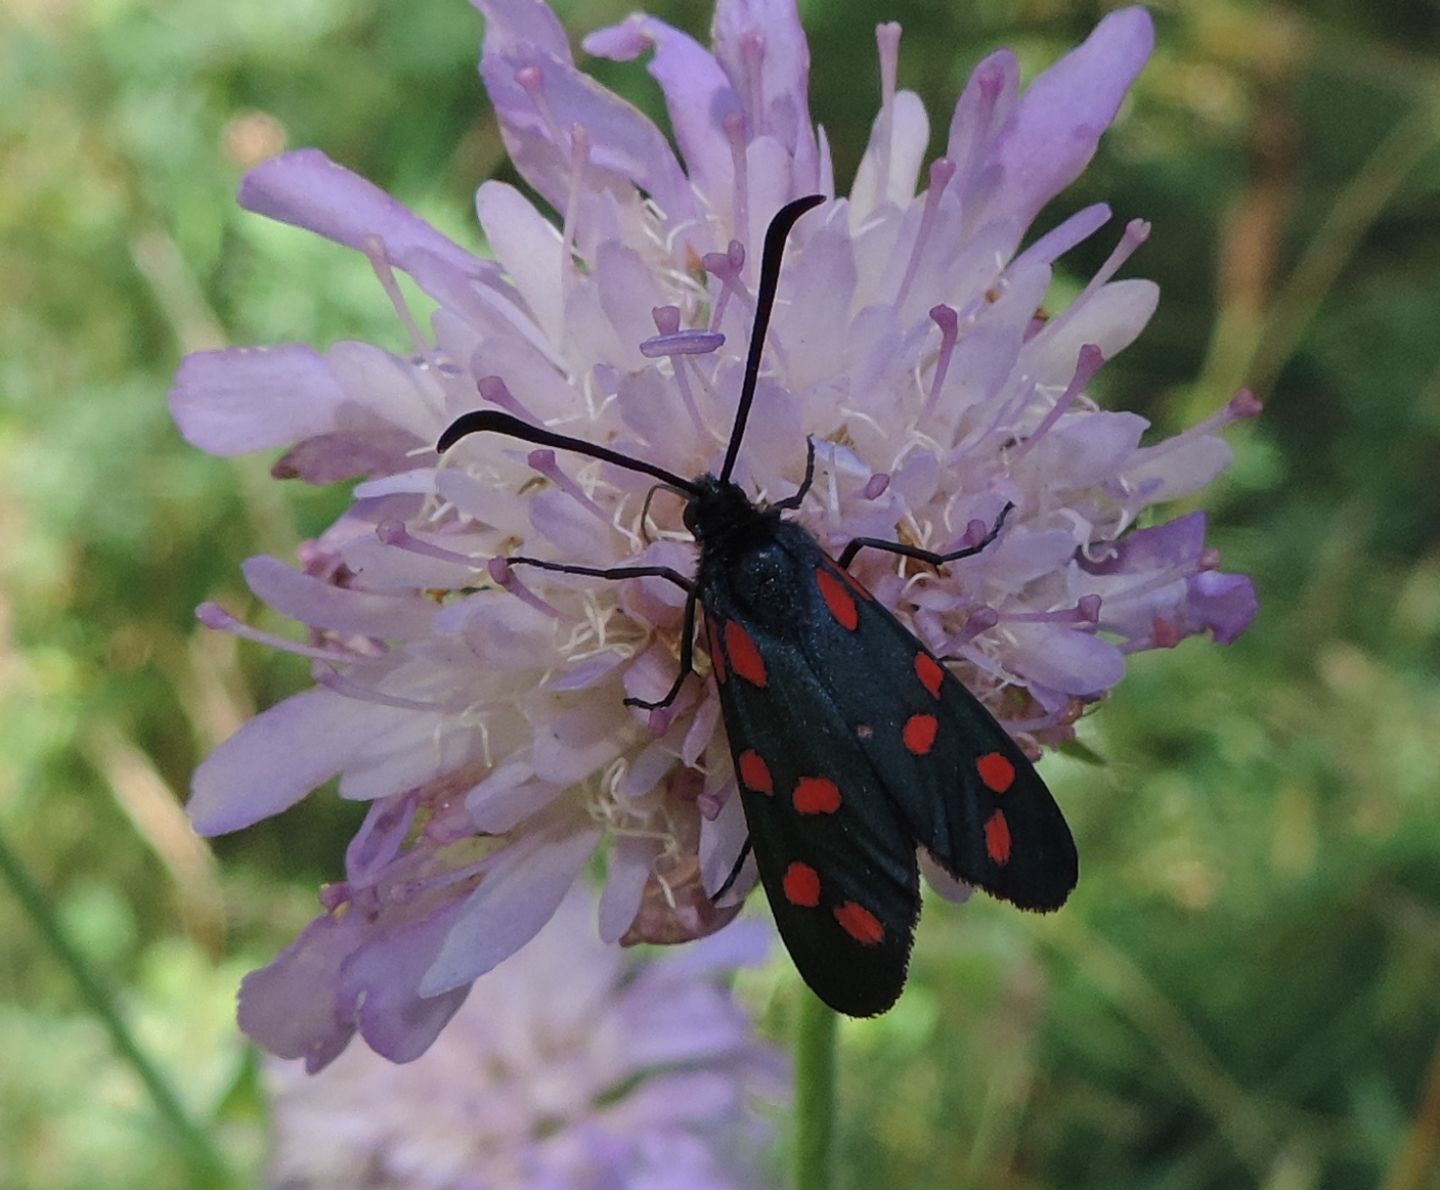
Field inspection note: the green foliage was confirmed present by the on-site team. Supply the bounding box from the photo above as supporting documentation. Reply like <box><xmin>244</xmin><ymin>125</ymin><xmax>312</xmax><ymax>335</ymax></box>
<box><xmin>2</xmin><ymin>0</ymin><xmax>1439</xmax><ymax>1186</ymax></box>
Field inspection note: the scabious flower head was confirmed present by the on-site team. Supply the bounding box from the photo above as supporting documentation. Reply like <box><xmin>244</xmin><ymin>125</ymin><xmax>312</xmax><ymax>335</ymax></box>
<box><xmin>266</xmin><ymin>888</ymin><xmax>784</xmax><ymax>1188</ymax></box>
<box><xmin>171</xmin><ymin>0</ymin><xmax>1257</xmax><ymax>1067</ymax></box>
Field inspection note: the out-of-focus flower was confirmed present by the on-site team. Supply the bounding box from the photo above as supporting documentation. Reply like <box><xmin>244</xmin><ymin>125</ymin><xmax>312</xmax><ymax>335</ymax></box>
<box><xmin>172</xmin><ymin>0</ymin><xmax>1257</xmax><ymax>1067</ymax></box>
<box><xmin>266</xmin><ymin>888</ymin><xmax>784</xmax><ymax>1189</ymax></box>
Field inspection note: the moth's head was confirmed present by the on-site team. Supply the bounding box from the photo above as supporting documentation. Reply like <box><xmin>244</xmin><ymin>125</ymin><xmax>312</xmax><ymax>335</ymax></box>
<box><xmin>683</xmin><ymin>474</ymin><xmax>765</xmax><ymax>542</ymax></box>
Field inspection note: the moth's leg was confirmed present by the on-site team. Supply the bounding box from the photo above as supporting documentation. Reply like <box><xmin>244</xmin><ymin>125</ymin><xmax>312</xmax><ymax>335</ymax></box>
<box><xmin>502</xmin><ymin>558</ymin><xmax>699</xmax><ymax>713</ymax></box>
<box><xmin>637</xmin><ymin>481</ymin><xmax>690</xmax><ymax>544</ymax></box>
<box><xmin>837</xmin><ymin>503</ymin><xmax>1013</xmax><ymax>570</ymax></box>
<box><xmin>624</xmin><ymin>589</ymin><xmax>700</xmax><ymax>711</ymax></box>
<box><xmin>503</xmin><ymin>556</ymin><xmax>696</xmax><ymax>593</ymax></box>
<box><xmin>711</xmin><ymin>835</ymin><xmax>754</xmax><ymax>903</ymax></box>
<box><xmin>771</xmin><ymin>435</ymin><xmax>817</xmax><ymax>512</ymax></box>
<box><xmin>503</xmin><ymin>558</ymin><xmax>700</xmax><ymax>711</ymax></box>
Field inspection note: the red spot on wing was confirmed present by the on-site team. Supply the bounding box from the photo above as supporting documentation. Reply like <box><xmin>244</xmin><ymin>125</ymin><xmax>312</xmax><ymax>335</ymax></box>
<box><xmin>902</xmin><ymin>713</ymin><xmax>939</xmax><ymax>756</ymax></box>
<box><xmin>914</xmin><ymin>652</ymin><xmax>944</xmax><ymax>699</ymax></box>
<box><xmin>984</xmin><ymin>809</ymin><xmax>1012</xmax><ymax>865</ymax></box>
<box><xmin>738</xmin><ymin>749</ymin><xmax>773</xmax><ymax>796</ymax></box>
<box><xmin>793</xmin><ymin>776</ymin><xmax>842</xmax><ymax>815</ymax></box>
<box><xmin>706</xmin><ymin>618</ymin><xmax>727</xmax><ymax>684</ymax></box>
<box><xmin>816</xmin><ymin>568</ymin><xmax>859</xmax><ymax>630</ymax></box>
<box><xmin>724</xmin><ymin>620</ymin><xmax>767</xmax><ymax>687</ymax></box>
<box><xmin>782</xmin><ymin>861</ymin><xmax>821</xmax><ymax>907</ymax></box>
<box><xmin>834</xmin><ymin>901</ymin><xmax>885</xmax><ymax>946</ymax></box>
<box><xmin>976</xmin><ymin>752</ymin><xmax>1015</xmax><ymax>794</ymax></box>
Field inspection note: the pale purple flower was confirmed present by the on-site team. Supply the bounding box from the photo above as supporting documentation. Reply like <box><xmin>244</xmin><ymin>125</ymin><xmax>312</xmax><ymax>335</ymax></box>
<box><xmin>265</xmin><ymin>887</ymin><xmax>784</xmax><ymax>1188</ymax></box>
<box><xmin>172</xmin><ymin>0</ymin><xmax>1257</xmax><ymax>1066</ymax></box>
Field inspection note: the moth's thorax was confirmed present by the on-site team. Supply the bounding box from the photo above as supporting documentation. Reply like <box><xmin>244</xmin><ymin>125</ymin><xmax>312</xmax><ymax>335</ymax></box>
<box><xmin>693</xmin><ymin>499</ymin><xmax>816</xmax><ymax>632</ymax></box>
<box><xmin>682</xmin><ymin>474</ymin><xmax>779</xmax><ymax>545</ymax></box>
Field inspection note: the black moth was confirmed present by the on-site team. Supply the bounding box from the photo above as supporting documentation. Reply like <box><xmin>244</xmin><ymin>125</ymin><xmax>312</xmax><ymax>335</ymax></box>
<box><xmin>438</xmin><ymin>195</ymin><xmax>1077</xmax><ymax>1016</ymax></box>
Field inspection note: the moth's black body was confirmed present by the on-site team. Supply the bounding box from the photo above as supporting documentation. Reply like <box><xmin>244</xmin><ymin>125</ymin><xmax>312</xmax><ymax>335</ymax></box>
<box><xmin>689</xmin><ymin>476</ymin><xmax>1076</xmax><ymax>1014</ymax></box>
<box><xmin>438</xmin><ymin>196</ymin><xmax>1077</xmax><ymax>1017</ymax></box>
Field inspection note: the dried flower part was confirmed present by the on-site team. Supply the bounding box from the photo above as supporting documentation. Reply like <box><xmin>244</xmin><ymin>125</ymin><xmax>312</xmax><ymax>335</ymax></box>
<box><xmin>171</xmin><ymin>0</ymin><xmax>1256</xmax><ymax>1067</ymax></box>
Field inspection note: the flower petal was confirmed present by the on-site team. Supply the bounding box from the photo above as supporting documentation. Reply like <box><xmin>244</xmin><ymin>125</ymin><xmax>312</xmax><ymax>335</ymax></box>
<box><xmin>169</xmin><ymin>345</ymin><xmax>347</xmax><ymax>456</ymax></box>
<box><xmin>271</xmin><ymin>427</ymin><xmax>422</xmax><ymax>483</ymax></box>
<box><xmin>599</xmin><ymin>832</ymin><xmax>659</xmax><ymax>942</ymax></box>
<box><xmin>342</xmin><ymin>904</ymin><xmax>473</xmax><ymax>1063</ymax></box>
<box><xmin>1084</xmin><ymin>512</ymin><xmax>1207</xmax><ymax>574</ymax></box>
<box><xmin>946</xmin><ymin>49</ymin><xmax>1019</xmax><ymax>187</ymax></box>
<box><xmin>345</xmin><ymin>793</ymin><xmax>418</xmax><ymax>886</ymax></box>
<box><xmin>1187</xmin><ymin>570</ymin><xmax>1258</xmax><ymax>645</ymax></box>
<box><xmin>530</xmin><ymin>699</ymin><xmax>632</xmax><ymax>785</ymax></box>
<box><xmin>1022</xmin><ymin>411</ymin><xmax>1148</xmax><ymax>492</ymax></box>
<box><xmin>852</xmin><ymin>90</ymin><xmax>929</xmax><ymax>219</ymax></box>
<box><xmin>237</xmin><ymin>909</ymin><xmax>362</xmax><ymax>1068</ymax></box>
<box><xmin>1007</xmin><ymin>622</ymin><xmax>1126</xmax><ymax>696</ymax></box>
<box><xmin>978</xmin><ymin>7</ymin><xmax>1154</xmax><ymax>232</ymax></box>
<box><xmin>1013</xmin><ymin>202</ymin><xmax>1111</xmax><ymax>269</ymax></box>
<box><xmin>189</xmin><ymin>688</ymin><xmax>382</xmax><ymax>834</ymax></box>
<box><xmin>420</xmin><ymin>803</ymin><xmax>601</xmax><ymax>995</ymax></box>
<box><xmin>238</xmin><ymin>149</ymin><xmax>492</xmax><ymax>293</ymax></box>
<box><xmin>241</xmin><ymin>555</ymin><xmax>441</xmax><ymax>639</ymax></box>
<box><xmin>477</xmin><ymin>10</ymin><xmax>698</xmax><ymax>225</ymax></box>
<box><xmin>777</xmin><ymin>225</ymin><xmax>857</xmax><ymax>389</ymax></box>
<box><xmin>583</xmin><ymin>15</ymin><xmax>741</xmax><ymax>208</ymax></box>
<box><xmin>469</xmin><ymin>0</ymin><xmax>571</xmax><ymax>58</ymax></box>
<box><xmin>711</xmin><ymin>0</ymin><xmax>819</xmax><ymax>190</ymax></box>
<box><xmin>1126</xmin><ymin>434</ymin><xmax>1236</xmax><ymax>502</ymax></box>
<box><xmin>1034</xmin><ymin>279</ymin><xmax>1159</xmax><ymax>377</ymax></box>
<box><xmin>699</xmin><ymin>782</ymin><xmax>752</xmax><ymax>897</ymax></box>
<box><xmin>475</xmin><ymin>181</ymin><xmax>566</xmax><ymax>344</ymax></box>
<box><xmin>920</xmin><ymin>848</ymin><xmax>975</xmax><ymax>904</ymax></box>
<box><xmin>334</xmin><ymin>711</ymin><xmax>465</xmax><ymax>802</ymax></box>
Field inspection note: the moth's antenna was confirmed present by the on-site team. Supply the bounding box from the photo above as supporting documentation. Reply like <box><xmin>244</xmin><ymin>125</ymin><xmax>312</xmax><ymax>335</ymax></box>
<box><xmin>718</xmin><ymin>194</ymin><xmax>826</xmax><ymax>484</ymax></box>
<box><xmin>437</xmin><ymin>410</ymin><xmax>701</xmax><ymax>496</ymax></box>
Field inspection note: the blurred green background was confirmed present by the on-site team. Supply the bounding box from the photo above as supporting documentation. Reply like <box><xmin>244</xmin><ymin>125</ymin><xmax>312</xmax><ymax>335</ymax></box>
<box><xmin>3</xmin><ymin>0</ymin><xmax>1439</xmax><ymax>1185</ymax></box>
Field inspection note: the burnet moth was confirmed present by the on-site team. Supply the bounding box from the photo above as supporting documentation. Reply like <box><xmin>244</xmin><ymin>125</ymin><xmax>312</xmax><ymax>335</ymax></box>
<box><xmin>438</xmin><ymin>195</ymin><xmax>1077</xmax><ymax>1016</ymax></box>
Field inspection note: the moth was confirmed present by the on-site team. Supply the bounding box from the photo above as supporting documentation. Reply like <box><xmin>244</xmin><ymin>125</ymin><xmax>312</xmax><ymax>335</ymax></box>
<box><xmin>438</xmin><ymin>195</ymin><xmax>1076</xmax><ymax>1015</ymax></box>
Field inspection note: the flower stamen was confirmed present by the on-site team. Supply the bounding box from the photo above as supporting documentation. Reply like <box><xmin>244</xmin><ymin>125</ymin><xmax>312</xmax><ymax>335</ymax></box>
<box><xmin>922</xmin><ymin>303</ymin><xmax>960</xmax><ymax>418</ymax></box>
<box><xmin>359</xmin><ymin>235</ymin><xmax>431</xmax><ymax>359</ymax></box>
<box><xmin>995</xmin><ymin>595</ymin><xmax>1102</xmax><ymax>626</ymax></box>
<box><xmin>515</xmin><ymin>64</ymin><xmax>564</xmax><ymax>147</ymax></box>
<box><xmin>874</xmin><ymin>22</ymin><xmax>902</xmax><ymax>198</ymax></box>
<box><xmin>376</xmin><ymin>520</ymin><xmax>481</xmax><ymax>569</ymax></box>
<box><xmin>723</xmin><ymin>111</ymin><xmax>749</xmax><ymax>251</ymax></box>
<box><xmin>1129</xmin><ymin>388</ymin><xmax>1263</xmax><ymax>469</ymax></box>
<box><xmin>704</xmin><ymin>239</ymin><xmax>751</xmax><ymax>331</ymax></box>
<box><xmin>196</xmin><ymin>602</ymin><xmax>372</xmax><ymax>663</ymax></box>
<box><xmin>563</xmin><ymin>123</ymin><xmax>592</xmax><ymax>289</ymax></box>
<box><xmin>488</xmin><ymin>557</ymin><xmax>569</xmax><ymax>620</ymax></box>
<box><xmin>528</xmin><ymin>449</ymin><xmax>610</xmax><ymax>522</ymax></box>
<box><xmin>738</xmin><ymin>30</ymin><xmax>767</xmax><ymax>139</ymax></box>
<box><xmin>314</xmin><ymin>664</ymin><xmax>458</xmax><ymax>713</ymax></box>
<box><xmin>1040</xmin><ymin>218</ymin><xmax>1151</xmax><ymax>343</ymax></box>
<box><xmin>477</xmin><ymin>374</ymin><xmax>539</xmax><ymax>422</ymax></box>
<box><xmin>1012</xmin><ymin>343</ymin><xmax>1107</xmax><ymax>459</ymax></box>
<box><xmin>640</xmin><ymin>306</ymin><xmax>723</xmax><ymax>437</ymax></box>
<box><xmin>898</xmin><ymin>158</ymin><xmax>956</xmax><ymax>306</ymax></box>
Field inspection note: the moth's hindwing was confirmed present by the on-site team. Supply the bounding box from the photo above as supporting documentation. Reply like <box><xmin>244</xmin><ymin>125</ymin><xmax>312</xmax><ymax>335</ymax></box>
<box><xmin>702</xmin><ymin>604</ymin><xmax>918</xmax><ymax>1018</ymax></box>
<box><xmin>801</xmin><ymin>547</ymin><xmax>1078</xmax><ymax>910</ymax></box>
<box><xmin>700</xmin><ymin>520</ymin><xmax>1076</xmax><ymax>1015</ymax></box>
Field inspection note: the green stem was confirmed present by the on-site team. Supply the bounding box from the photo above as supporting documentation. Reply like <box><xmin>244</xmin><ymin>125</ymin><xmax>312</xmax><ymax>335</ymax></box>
<box><xmin>0</xmin><ymin>824</ymin><xmax>233</xmax><ymax>1186</ymax></box>
<box><xmin>1191</xmin><ymin>99</ymin><xmax>1440</xmax><ymax>415</ymax></box>
<box><xmin>793</xmin><ymin>989</ymin><xmax>838</xmax><ymax>1190</ymax></box>
<box><xmin>1245</xmin><ymin>102</ymin><xmax>1439</xmax><ymax>401</ymax></box>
